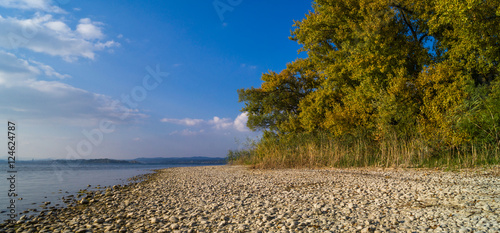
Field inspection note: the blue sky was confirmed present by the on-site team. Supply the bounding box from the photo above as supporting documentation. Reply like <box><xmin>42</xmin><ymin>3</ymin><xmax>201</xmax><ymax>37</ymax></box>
<box><xmin>0</xmin><ymin>0</ymin><xmax>312</xmax><ymax>159</ymax></box>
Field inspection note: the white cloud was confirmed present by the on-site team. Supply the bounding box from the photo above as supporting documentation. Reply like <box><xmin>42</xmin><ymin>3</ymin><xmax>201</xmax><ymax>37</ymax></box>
<box><xmin>0</xmin><ymin>50</ymin><xmax>40</xmax><ymax>86</ymax></box>
<box><xmin>234</xmin><ymin>112</ymin><xmax>249</xmax><ymax>132</ymax></box>
<box><xmin>161</xmin><ymin>112</ymin><xmax>250</xmax><ymax>132</ymax></box>
<box><xmin>0</xmin><ymin>14</ymin><xmax>119</xmax><ymax>61</ymax></box>
<box><xmin>0</xmin><ymin>82</ymin><xmax>146</xmax><ymax>126</ymax></box>
<box><xmin>95</xmin><ymin>40</ymin><xmax>119</xmax><ymax>50</ymax></box>
<box><xmin>26</xmin><ymin>79</ymin><xmax>83</xmax><ymax>96</ymax></box>
<box><xmin>30</xmin><ymin>60</ymin><xmax>71</xmax><ymax>79</ymax></box>
<box><xmin>0</xmin><ymin>50</ymin><xmax>70</xmax><ymax>84</ymax></box>
<box><xmin>0</xmin><ymin>51</ymin><xmax>145</xmax><ymax>126</ymax></box>
<box><xmin>209</xmin><ymin>116</ymin><xmax>233</xmax><ymax>130</ymax></box>
<box><xmin>160</xmin><ymin>118</ymin><xmax>204</xmax><ymax>126</ymax></box>
<box><xmin>44</xmin><ymin>20</ymin><xmax>70</xmax><ymax>34</ymax></box>
<box><xmin>0</xmin><ymin>0</ymin><xmax>66</xmax><ymax>13</ymax></box>
<box><xmin>76</xmin><ymin>18</ymin><xmax>104</xmax><ymax>39</ymax></box>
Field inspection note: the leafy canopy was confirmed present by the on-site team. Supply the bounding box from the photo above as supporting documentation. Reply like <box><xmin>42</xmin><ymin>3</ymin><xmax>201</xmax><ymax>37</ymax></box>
<box><xmin>239</xmin><ymin>0</ymin><xmax>500</xmax><ymax>147</ymax></box>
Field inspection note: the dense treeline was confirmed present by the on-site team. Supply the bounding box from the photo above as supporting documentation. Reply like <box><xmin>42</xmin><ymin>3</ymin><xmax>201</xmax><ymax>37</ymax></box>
<box><xmin>231</xmin><ymin>0</ymin><xmax>500</xmax><ymax>168</ymax></box>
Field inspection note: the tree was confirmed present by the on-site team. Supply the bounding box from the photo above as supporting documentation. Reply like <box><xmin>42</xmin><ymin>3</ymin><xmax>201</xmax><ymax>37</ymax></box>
<box><xmin>239</xmin><ymin>0</ymin><xmax>500</xmax><ymax>148</ymax></box>
<box><xmin>418</xmin><ymin>0</ymin><xmax>500</xmax><ymax>146</ymax></box>
<box><xmin>291</xmin><ymin>0</ymin><xmax>433</xmax><ymax>140</ymax></box>
<box><xmin>238</xmin><ymin>58</ymin><xmax>320</xmax><ymax>134</ymax></box>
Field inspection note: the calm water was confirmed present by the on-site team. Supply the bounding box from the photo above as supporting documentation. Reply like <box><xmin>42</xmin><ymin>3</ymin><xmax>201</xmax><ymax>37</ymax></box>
<box><xmin>0</xmin><ymin>161</ymin><xmax>197</xmax><ymax>223</ymax></box>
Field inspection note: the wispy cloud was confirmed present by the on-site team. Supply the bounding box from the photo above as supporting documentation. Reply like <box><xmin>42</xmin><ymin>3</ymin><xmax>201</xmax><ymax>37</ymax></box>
<box><xmin>0</xmin><ymin>50</ymin><xmax>40</xmax><ymax>86</ymax></box>
<box><xmin>209</xmin><ymin>116</ymin><xmax>233</xmax><ymax>130</ymax></box>
<box><xmin>160</xmin><ymin>112</ymin><xmax>250</xmax><ymax>133</ymax></box>
<box><xmin>0</xmin><ymin>0</ymin><xmax>134</xmax><ymax>125</ymax></box>
<box><xmin>29</xmin><ymin>60</ymin><xmax>71</xmax><ymax>79</ymax></box>
<box><xmin>0</xmin><ymin>51</ymin><xmax>145</xmax><ymax>126</ymax></box>
<box><xmin>160</xmin><ymin>118</ymin><xmax>204</xmax><ymax>126</ymax></box>
<box><xmin>240</xmin><ymin>63</ymin><xmax>257</xmax><ymax>70</ymax></box>
<box><xmin>0</xmin><ymin>0</ymin><xmax>66</xmax><ymax>13</ymax></box>
<box><xmin>0</xmin><ymin>14</ymin><xmax>119</xmax><ymax>61</ymax></box>
<box><xmin>0</xmin><ymin>50</ymin><xmax>71</xmax><ymax>83</ymax></box>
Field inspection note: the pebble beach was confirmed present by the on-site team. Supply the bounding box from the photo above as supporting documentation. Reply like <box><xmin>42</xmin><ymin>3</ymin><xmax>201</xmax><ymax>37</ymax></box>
<box><xmin>1</xmin><ymin>165</ymin><xmax>499</xmax><ymax>233</ymax></box>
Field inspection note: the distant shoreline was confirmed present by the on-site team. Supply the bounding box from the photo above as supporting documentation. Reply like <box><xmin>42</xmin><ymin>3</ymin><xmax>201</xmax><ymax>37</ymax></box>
<box><xmin>0</xmin><ymin>156</ymin><xmax>227</xmax><ymax>165</ymax></box>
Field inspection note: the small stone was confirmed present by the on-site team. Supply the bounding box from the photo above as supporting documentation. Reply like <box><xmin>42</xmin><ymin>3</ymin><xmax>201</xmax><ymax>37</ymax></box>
<box><xmin>169</xmin><ymin>216</ymin><xmax>179</xmax><ymax>223</ymax></box>
<box><xmin>482</xmin><ymin>204</ymin><xmax>492</xmax><ymax>212</ymax></box>
<box><xmin>238</xmin><ymin>224</ymin><xmax>247</xmax><ymax>231</ymax></box>
<box><xmin>361</xmin><ymin>227</ymin><xmax>375</xmax><ymax>233</ymax></box>
<box><xmin>94</xmin><ymin>218</ymin><xmax>105</xmax><ymax>224</ymax></box>
<box><xmin>170</xmin><ymin>223</ymin><xmax>179</xmax><ymax>229</ymax></box>
<box><xmin>79</xmin><ymin>198</ymin><xmax>89</xmax><ymax>205</ymax></box>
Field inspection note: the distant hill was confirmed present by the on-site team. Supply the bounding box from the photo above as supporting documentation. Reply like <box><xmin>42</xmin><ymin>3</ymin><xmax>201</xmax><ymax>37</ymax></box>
<box><xmin>72</xmin><ymin>158</ymin><xmax>141</xmax><ymax>164</ymax></box>
<box><xmin>133</xmin><ymin>156</ymin><xmax>226</xmax><ymax>164</ymax></box>
<box><xmin>12</xmin><ymin>158</ymin><xmax>140</xmax><ymax>164</ymax></box>
<box><xmin>3</xmin><ymin>157</ymin><xmax>226</xmax><ymax>165</ymax></box>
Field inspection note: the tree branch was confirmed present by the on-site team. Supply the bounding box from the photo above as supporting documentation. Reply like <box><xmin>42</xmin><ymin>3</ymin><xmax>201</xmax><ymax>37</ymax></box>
<box><xmin>389</xmin><ymin>4</ymin><xmax>415</xmax><ymax>15</ymax></box>
<box><xmin>400</xmin><ymin>10</ymin><xmax>419</xmax><ymax>43</ymax></box>
<box><xmin>418</xmin><ymin>32</ymin><xmax>428</xmax><ymax>44</ymax></box>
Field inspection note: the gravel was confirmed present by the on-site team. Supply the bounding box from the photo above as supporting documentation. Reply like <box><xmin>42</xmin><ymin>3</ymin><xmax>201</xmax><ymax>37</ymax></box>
<box><xmin>1</xmin><ymin>165</ymin><xmax>499</xmax><ymax>232</ymax></box>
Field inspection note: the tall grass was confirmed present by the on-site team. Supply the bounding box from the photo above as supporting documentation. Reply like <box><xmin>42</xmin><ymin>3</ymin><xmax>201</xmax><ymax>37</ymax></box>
<box><xmin>227</xmin><ymin>133</ymin><xmax>500</xmax><ymax>169</ymax></box>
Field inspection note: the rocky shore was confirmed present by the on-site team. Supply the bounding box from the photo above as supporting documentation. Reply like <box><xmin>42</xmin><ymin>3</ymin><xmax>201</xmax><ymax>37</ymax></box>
<box><xmin>1</xmin><ymin>165</ymin><xmax>499</xmax><ymax>233</ymax></box>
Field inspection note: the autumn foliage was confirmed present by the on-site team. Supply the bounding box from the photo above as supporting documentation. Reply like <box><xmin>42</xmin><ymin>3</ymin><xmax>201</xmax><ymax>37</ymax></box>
<box><xmin>235</xmin><ymin>0</ymin><xmax>500</xmax><ymax>168</ymax></box>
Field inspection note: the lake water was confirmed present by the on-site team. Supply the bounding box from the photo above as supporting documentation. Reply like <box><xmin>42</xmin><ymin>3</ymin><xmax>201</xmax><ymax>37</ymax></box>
<box><xmin>0</xmin><ymin>161</ymin><xmax>205</xmax><ymax>223</ymax></box>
